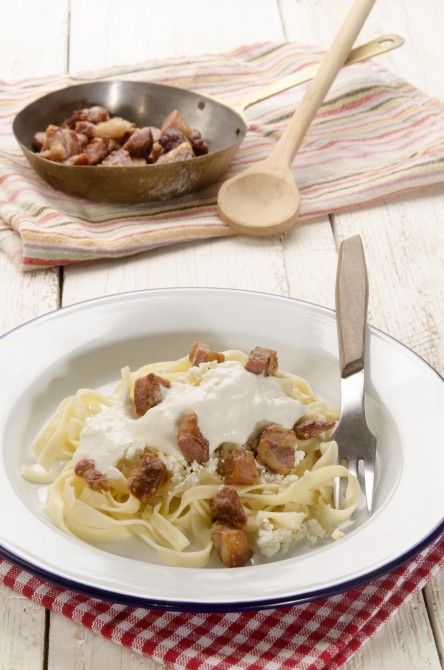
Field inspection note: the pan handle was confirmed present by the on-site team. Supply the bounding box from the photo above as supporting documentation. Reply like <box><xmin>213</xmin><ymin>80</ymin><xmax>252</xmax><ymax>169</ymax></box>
<box><xmin>235</xmin><ymin>34</ymin><xmax>404</xmax><ymax>112</ymax></box>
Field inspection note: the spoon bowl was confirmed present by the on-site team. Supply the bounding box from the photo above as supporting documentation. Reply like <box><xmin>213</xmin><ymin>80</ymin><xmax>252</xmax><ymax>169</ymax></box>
<box><xmin>217</xmin><ymin>165</ymin><xmax>301</xmax><ymax>235</ymax></box>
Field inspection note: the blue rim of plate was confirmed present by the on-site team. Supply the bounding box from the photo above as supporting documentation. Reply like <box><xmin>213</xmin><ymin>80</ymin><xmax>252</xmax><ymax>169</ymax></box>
<box><xmin>1</xmin><ymin>287</ymin><xmax>443</xmax><ymax>613</ymax></box>
<box><xmin>1</xmin><ymin>522</ymin><xmax>443</xmax><ymax>612</ymax></box>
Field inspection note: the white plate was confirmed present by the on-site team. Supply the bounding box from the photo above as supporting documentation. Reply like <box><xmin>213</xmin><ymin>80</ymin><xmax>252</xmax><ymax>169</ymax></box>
<box><xmin>0</xmin><ymin>288</ymin><xmax>443</xmax><ymax>611</ymax></box>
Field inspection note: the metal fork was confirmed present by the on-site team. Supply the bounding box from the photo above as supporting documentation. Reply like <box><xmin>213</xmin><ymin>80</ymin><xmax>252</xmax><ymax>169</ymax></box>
<box><xmin>331</xmin><ymin>235</ymin><xmax>377</xmax><ymax>515</ymax></box>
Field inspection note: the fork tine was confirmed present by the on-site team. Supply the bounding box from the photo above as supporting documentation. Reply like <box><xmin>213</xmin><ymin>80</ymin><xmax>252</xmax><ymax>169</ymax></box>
<box><xmin>364</xmin><ymin>459</ymin><xmax>375</xmax><ymax>515</ymax></box>
<box><xmin>334</xmin><ymin>457</ymin><xmax>358</xmax><ymax>509</ymax></box>
<box><xmin>345</xmin><ymin>458</ymin><xmax>358</xmax><ymax>481</ymax></box>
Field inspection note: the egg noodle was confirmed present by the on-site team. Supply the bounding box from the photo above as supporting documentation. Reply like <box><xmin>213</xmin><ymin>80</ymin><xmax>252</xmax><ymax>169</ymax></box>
<box><xmin>21</xmin><ymin>348</ymin><xmax>361</xmax><ymax>568</ymax></box>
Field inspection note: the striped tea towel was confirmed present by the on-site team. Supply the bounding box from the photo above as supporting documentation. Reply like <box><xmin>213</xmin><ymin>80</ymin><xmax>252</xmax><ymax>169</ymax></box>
<box><xmin>1</xmin><ymin>532</ymin><xmax>443</xmax><ymax>669</ymax></box>
<box><xmin>1</xmin><ymin>42</ymin><xmax>444</xmax><ymax>271</ymax></box>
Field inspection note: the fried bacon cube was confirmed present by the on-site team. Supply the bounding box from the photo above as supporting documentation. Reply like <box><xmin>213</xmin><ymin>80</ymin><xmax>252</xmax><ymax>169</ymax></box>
<box><xmin>177</xmin><ymin>410</ymin><xmax>209</xmax><ymax>464</ymax></box>
<box><xmin>127</xmin><ymin>452</ymin><xmax>168</xmax><ymax>501</ymax></box>
<box><xmin>223</xmin><ymin>448</ymin><xmax>259</xmax><ymax>485</ymax></box>
<box><xmin>133</xmin><ymin>373</ymin><xmax>170</xmax><ymax>416</ymax></box>
<box><xmin>294</xmin><ymin>419</ymin><xmax>336</xmax><ymax>440</ymax></box>
<box><xmin>256</xmin><ymin>424</ymin><xmax>296</xmax><ymax>475</ymax></box>
<box><xmin>188</xmin><ymin>342</ymin><xmax>225</xmax><ymax>366</ymax></box>
<box><xmin>74</xmin><ymin>459</ymin><xmax>110</xmax><ymax>492</ymax></box>
<box><xmin>209</xmin><ymin>486</ymin><xmax>247</xmax><ymax>529</ymax></box>
<box><xmin>211</xmin><ymin>523</ymin><xmax>253</xmax><ymax>568</ymax></box>
<box><xmin>122</xmin><ymin>127</ymin><xmax>153</xmax><ymax>159</ymax></box>
<box><xmin>155</xmin><ymin>141</ymin><xmax>194</xmax><ymax>164</ymax></box>
<box><xmin>39</xmin><ymin>127</ymin><xmax>84</xmax><ymax>162</ymax></box>
<box><xmin>244</xmin><ymin>346</ymin><xmax>278</xmax><ymax>376</ymax></box>
<box><xmin>160</xmin><ymin>110</ymin><xmax>193</xmax><ymax>138</ymax></box>
<box><xmin>101</xmin><ymin>149</ymin><xmax>133</xmax><ymax>166</ymax></box>
<box><xmin>63</xmin><ymin>106</ymin><xmax>109</xmax><ymax>129</ymax></box>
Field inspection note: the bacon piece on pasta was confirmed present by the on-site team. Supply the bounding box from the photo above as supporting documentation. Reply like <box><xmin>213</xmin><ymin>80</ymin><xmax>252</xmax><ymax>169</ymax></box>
<box><xmin>223</xmin><ymin>449</ymin><xmax>259</xmax><ymax>486</ymax></box>
<box><xmin>74</xmin><ymin>459</ymin><xmax>110</xmax><ymax>492</ymax></box>
<box><xmin>127</xmin><ymin>452</ymin><xmax>168</xmax><ymax>501</ymax></box>
<box><xmin>177</xmin><ymin>410</ymin><xmax>209</xmax><ymax>464</ymax></box>
<box><xmin>294</xmin><ymin>419</ymin><xmax>335</xmax><ymax>440</ymax></box>
<box><xmin>257</xmin><ymin>424</ymin><xmax>296</xmax><ymax>475</ymax></box>
<box><xmin>211</xmin><ymin>523</ymin><xmax>253</xmax><ymax>568</ymax></box>
<box><xmin>209</xmin><ymin>486</ymin><xmax>247</xmax><ymax>529</ymax></box>
<box><xmin>244</xmin><ymin>346</ymin><xmax>278</xmax><ymax>376</ymax></box>
<box><xmin>189</xmin><ymin>342</ymin><xmax>225</xmax><ymax>366</ymax></box>
<box><xmin>133</xmin><ymin>373</ymin><xmax>170</xmax><ymax>416</ymax></box>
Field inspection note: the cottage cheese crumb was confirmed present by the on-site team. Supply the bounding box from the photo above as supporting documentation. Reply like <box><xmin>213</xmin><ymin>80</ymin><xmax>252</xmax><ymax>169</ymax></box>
<box><xmin>256</xmin><ymin>516</ymin><xmax>330</xmax><ymax>557</ymax></box>
<box><xmin>257</xmin><ymin>519</ymin><xmax>298</xmax><ymax>557</ymax></box>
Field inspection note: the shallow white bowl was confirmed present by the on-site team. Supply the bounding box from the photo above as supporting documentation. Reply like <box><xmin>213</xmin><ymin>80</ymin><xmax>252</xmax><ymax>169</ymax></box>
<box><xmin>0</xmin><ymin>288</ymin><xmax>443</xmax><ymax>611</ymax></box>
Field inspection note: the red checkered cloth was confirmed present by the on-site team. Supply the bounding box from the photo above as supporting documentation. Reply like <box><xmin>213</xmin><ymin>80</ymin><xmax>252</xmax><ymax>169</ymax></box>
<box><xmin>1</xmin><ymin>533</ymin><xmax>443</xmax><ymax>669</ymax></box>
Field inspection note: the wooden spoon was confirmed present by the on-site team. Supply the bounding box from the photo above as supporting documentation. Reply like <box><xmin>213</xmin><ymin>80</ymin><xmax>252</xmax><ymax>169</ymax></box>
<box><xmin>217</xmin><ymin>0</ymin><xmax>377</xmax><ymax>236</ymax></box>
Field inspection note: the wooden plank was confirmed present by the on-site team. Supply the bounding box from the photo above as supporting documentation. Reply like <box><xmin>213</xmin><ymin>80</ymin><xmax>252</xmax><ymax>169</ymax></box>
<box><xmin>344</xmin><ymin>592</ymin><xmax>442</xmax><ymax>670</ymax></box>
<box><xmin>332</xmin><ymin>189</ymin><xmax>444</xmax><ymax>369</ymax></box>
<box><xmin>69</xmin><ymin>0</ymin><xmax>285</xmax><ymax>72</ymax></box>
<box><xmin>0</xmin><ymin>257</ymin><xmax>60</xmax><ymax>336</ymax></box>
<box><xmin>283</xmin><ymin>217</ymin><xmax>338</xmax><ymax>308</ymax></box>
<box><xmin>62</xmin><ymin>233</ymin><xmax>292</xmax><ymax>304</ymax></box>
<box><xmin>0</xmin><ymin>0</ymin><xmax>65</xmax><ymax>662</ymax></box>
<box><xmin>0</xmin><ymin>0</ymin><xmax>69</xmax><ymax>82</ymax></box>
<box><xmin>425</xmin><ymin>569</ymin><xmax>444</xmax><ymax>663</ymax></box>
<box><xmin>282</xmin><ymin>2</ymin><xmax>444</xmax><ymax>669</ymax></box>
<box><xmin>319</xmin><ymin>0</ymin><xmax>444</xmax><ymax>667</ymax></box>
<box><xmin>0</xmin><ymin>261</ymin><xmax>59</xmax><ymax>670</ymax></box>
<box><xmin>48</xmin><ymin>613</ymin><xmax>161</xmax><ymax>670</ymax></box>
<box><xmin>0</xmin><ymin>584</ymin><xmax>46</xmax><ymax>670</ymax></box>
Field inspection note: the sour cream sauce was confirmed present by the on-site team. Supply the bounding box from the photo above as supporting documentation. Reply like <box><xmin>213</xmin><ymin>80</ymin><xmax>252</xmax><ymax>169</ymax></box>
<box><xmin>73</xmin><ymin>360</ymin><xmax>304</xmax><ymax>479</ymax></box>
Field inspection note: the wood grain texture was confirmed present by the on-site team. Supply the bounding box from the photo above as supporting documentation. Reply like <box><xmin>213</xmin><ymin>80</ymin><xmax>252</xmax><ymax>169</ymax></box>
<box><xmin>0</xmin><ymin>0</ymin><xmax>69</xmax><ymax>81</ymax></box>
<box><xmin>425</xmin><ymin>569</ymin><xmax>444</xmax><ymax>663</ymax></box>
<box><xmin>344</xmin><ymin>592</ymin><xmax>442</xmax><ymax>670</ymax></box>
<box><xmin>48</xmin><ymin>613</ymin><xmax>161</xmax><ymax>670</ymax></box>
<box><xmin>69</xmin><ymin>0</ymin><xmax>284</xmax><ymax>72</ymax></box>
<box><xmin>0</xmin><ymin>584</ymin><xmax>46</xmax><ymax>670</ymax></box>
<box><xmin>0</xmin><ymin>256</ymin><xmax>59</xmax><ymax>336</ymax></box>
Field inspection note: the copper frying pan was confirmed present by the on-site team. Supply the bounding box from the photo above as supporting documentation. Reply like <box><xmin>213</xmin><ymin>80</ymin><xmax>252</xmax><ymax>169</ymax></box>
<box><xmin>13</xmin><ymin>35</ymin><xmax>402</xmax><ymax>204</ymax></box>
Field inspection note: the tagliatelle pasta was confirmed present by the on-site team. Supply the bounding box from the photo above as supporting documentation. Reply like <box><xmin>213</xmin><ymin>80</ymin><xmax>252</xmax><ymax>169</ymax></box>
<box><xmin>21</xmin><ymin>346</ymin><xmax>361</xmax><ymax>568</ymax></box>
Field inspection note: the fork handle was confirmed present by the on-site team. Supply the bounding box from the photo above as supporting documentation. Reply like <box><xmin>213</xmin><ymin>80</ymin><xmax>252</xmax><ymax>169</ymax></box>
<box><xmin>336</xmin><ymin>235</ymin><xmax>369</xmax><ymax>378</ymax></box>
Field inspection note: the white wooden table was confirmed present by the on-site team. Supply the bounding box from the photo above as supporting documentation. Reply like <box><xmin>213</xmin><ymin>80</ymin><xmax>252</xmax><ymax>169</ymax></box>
<box><xmin>1</xmin><ymin>1</ymin><xmax>443</xmax><ymax>668</ymax></box>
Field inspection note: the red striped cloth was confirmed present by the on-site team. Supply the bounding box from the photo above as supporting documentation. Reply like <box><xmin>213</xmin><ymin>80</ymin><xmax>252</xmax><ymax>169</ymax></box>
<box><xmin>1</xmin><ymin>42</ymin><xmax>444</xmax><ymax>271</ymax></box>
<box><xmin>1</xmin><ymin>533</ymin><xmax>443</xmax><ymax>669</ymax></box>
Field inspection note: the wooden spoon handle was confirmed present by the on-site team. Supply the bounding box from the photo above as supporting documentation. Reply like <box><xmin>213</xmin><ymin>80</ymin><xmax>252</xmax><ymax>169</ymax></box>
<box><xmin>269</xmin><ymin>0</ymin><xmax>377</xmax><ymax>168</ymax></box>
<box><xmin>335</xmin><ymin>235</ymin><xmax>369</xmax><ymax>378</ymax></box>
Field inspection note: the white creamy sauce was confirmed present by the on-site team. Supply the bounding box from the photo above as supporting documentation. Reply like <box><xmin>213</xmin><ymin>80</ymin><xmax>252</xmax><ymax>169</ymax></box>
<box><xmin>73</xmin><ymin>360</ymin><xmax>304</xmax><ymax>479</ymax></box>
